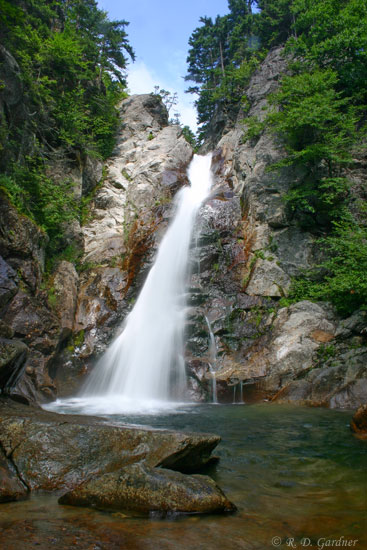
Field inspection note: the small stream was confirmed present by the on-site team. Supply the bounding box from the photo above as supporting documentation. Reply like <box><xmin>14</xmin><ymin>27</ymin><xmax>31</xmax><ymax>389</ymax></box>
<box><xmin>0</xmin><ymin>403</ymin><xmax>365</xmax><ymax>550</ymax></box>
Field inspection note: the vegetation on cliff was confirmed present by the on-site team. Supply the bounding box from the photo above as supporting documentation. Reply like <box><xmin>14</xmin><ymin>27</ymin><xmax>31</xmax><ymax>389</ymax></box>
<box><xmin>186</xmin><ymin>0</ymin><xmax>367</xmax><ymax>315</ymax></box>
<box><xmin>0</xmin><ymin>0</ymin><xmax>134</xmax><ymax>256</ymax></box>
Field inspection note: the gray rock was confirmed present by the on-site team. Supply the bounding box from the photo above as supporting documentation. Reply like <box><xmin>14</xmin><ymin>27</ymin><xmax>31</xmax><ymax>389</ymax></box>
<box><xmin>52</xmin><ymin>261</ymin><xmax>79</xmax><ymax>331</ymax></box>
<box><xmin>59</xmin><ymin>463</ymin><xmax>236</xmax><ymax>515</ymax></box>
<box><xmin>246</xmin><ymin>258</ymin><xmax>291</xmax><ymax>297</ymax></box>
<box><xmin>0</xmin><ymin>400</ymin><xmax>220</xmax><ymax>492</ymax></box>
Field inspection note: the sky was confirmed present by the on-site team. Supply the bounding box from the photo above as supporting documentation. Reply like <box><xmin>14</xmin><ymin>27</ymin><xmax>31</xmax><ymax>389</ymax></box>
<box><xmin>97</xmin><ymin>0</ymin><xmax>231</xmax><ymax>131</ymax></box>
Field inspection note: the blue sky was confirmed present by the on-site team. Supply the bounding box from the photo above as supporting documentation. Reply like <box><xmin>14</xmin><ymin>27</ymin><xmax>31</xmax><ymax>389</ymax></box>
<box><xmin>97</xmin><ymin>0</ymin><xmax>231</xmax><ymax>131</ymax></box>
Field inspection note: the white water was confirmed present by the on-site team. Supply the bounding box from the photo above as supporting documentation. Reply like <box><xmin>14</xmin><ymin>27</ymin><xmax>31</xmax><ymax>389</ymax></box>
<box><xmin>46</xmin><ymin>154</ymin><xmax>213</xmax><ymax>416</ymax></box>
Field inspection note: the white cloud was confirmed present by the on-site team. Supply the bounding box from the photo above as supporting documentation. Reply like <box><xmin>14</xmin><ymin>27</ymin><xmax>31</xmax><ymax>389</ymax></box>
<box><xmin>127</xmin><ymin>60</ymin><xmax>198</xmax><ymax>133</ymax></box>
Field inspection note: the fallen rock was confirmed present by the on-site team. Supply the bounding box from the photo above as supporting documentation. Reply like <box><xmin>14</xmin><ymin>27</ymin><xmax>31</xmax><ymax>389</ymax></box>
<box><xmin>0</xmin><ymin>399</ymin><xmax>220</xmax><ymax>492</ymax></box>
<box><xmin>59</xmin><ymin>463</ymin><xmax>236</xmax><ymax>515</ymax></box>
<box><xmin>350</xmin><ymin>404</ymin><xmax>367</xmax><ymax>436</ymax></box>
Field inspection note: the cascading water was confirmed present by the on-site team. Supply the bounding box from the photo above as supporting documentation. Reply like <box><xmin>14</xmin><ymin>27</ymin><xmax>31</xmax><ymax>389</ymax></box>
<box><xmin>46</xmin><ymin>154</ymin><xmax>213</xmax><ymax>415</ymax></box>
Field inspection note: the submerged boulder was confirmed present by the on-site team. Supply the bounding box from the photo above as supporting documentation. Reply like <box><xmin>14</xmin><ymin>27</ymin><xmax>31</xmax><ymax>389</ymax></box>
<box><xmin>350</xmin><ymin>404</ymin><xmax>367</xmax><ymax>437</ymax></box>
<box><xmin>59</xmin><ymin>463</ymin><xmax>236</xmax><ymax>515</ymax></box>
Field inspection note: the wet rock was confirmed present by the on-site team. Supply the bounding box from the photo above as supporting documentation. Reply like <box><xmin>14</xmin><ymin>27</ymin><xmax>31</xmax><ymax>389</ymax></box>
<box><xmin>0</xmin><ymin>450</ymin><xmax>28</xmax><ymax>503</ymax></box>
<box><xmin>350</xmin><ymin>404</ymin><xmax>367</xmax><ymax>436</ymax></box>
<box><xmin>0</xmin><ymin>338</ymin><xmax>28</xmax><ymax>391</ymax></box>
<box><xmin>0</xmin><ymin>400</ymin><xmax>220</xmax><ymax>491</ymax></box>
<box><xmin>52</xmin><ymin>261</ymin><xmax>79</xmax><ymax>331</ymax></box>
<box><xmin>59</xmin><ymin>462</ymin><xmax>236</xmax><ymax>515</ymax></box>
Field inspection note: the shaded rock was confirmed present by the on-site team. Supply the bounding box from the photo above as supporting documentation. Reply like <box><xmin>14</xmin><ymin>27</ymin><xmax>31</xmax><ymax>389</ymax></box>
<box><xmin>17</xmin><ymin>350</ymin><xmax>57</xmax><ymax>402</ymax></box>
<box><xmin>3</xmin><ymin>292</ymin><xmax>60</xmax><ymax>353</ymax></box>
<box><xmin>350</xmin><ymin>404</ymin><xmax>367</xmax><ymax>436</ymax></box>
<box><xmin>0</xmin><ymin>450</ymin><xmax>28</xmax><ymax>503</ymax></box>
<box><xmin>335</xmin><ymin>310</ymin><xmax>367</xmax><ymax>338</ymax></box>
<box><xmin>0</xmin><ymin>45</ymin><xmax>23</xmax><ymax>108</ymax></box>
<box><xmin>0</xmin><ymin>400</ymin><xmax>220</xmax><ymax>492</ymax></box>
<box><xmin>0</xmin><ymin>256</ymin><xmax>18</xmax><ymax>308</ymax></box>
<box><xmin>0</xmin><ymin>320</ymin><xmax>14</xmax><ymax>339</ymax></box>
<box><xmin>59</xmin><ymin>463</ymin><xmax>236</xmax><ymax>515</ymax></box>
<box><xmin>0</xmin><ymin>193</ymin><xmax>47</xmax><ymax>267</ymax></box>
<box><xmin>82</xmin><ymin>156</ymin><xmax>103</xmax><ymax>195</ymax></box>
<box><xmin>0</xmin><ymin>338</ymin><xmax>28</xmax><ymax>392</ymax></box>
<box><xmin>52</xmin><ymin>261</ymin><xmax>79</xmax><ymax>331</ymax></box>
<box><xmin>273</xmin><ymin>347</ymin><xmax>367</xmax><ymax>409</ymax></box>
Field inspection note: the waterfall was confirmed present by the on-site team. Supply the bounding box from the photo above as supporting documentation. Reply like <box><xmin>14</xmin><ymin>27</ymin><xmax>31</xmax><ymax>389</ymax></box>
<box><xmin>78</xmin><ymin>153</ymin><xmax>213</xmax><ymax>412</ymax></box>
<box><xmin>204</xmin><ymin>315</ymin><xmax>218</xmax><ymax>404</ymax></box>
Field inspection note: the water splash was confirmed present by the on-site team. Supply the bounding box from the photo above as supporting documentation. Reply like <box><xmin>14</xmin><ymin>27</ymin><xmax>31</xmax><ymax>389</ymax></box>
<box><xmin>49</xmin><ymin>154</ymin><xmax>213</xmax><ymax>415</ymax></box>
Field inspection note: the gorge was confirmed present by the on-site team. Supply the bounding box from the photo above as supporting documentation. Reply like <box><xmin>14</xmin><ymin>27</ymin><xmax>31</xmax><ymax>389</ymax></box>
<box><xmin>0</xmin><ymin>0</ymin><xmax>366</xmax><ymax>548</ymax></box>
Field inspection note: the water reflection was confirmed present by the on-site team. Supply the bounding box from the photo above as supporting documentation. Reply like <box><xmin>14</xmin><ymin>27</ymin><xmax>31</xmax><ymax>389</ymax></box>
<box><xmin>0</xmin><ymin>404</ymin><xmax>365</xmax><ymax>550</ymax></box>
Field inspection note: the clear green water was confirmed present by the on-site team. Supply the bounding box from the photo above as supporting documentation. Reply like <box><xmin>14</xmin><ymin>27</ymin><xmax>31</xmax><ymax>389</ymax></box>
<box><xmin>0</xmin><ymin>403</ymin><xmax>366</xmax><ymax>550</ymax></box>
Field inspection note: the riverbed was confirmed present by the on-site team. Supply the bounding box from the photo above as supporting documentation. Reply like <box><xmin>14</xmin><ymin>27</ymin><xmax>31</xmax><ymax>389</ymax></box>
<box><xmin>0</xmin><ymin>403</ymin><xmax>365</xmax><ymax>550</ymax></box>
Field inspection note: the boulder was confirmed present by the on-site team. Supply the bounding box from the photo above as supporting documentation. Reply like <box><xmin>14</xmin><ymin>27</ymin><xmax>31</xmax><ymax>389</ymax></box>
<box><xmin>0</xmin><ymin>400</ymin><xmax>220</xmax><ymax>492</ymax></box>
<box><xmin>59</xmin><ymin>463</ymin><xmax>236</xmax><ymax>515</ymax></box>
<box><xmin>350</xmin><ymin>404</ymin><xmax>367</xmax><ymax>436</ymax></box>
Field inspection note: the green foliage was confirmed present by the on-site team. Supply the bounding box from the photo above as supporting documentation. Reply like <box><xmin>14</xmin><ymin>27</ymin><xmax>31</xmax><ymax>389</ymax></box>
<box><xmin>0</xmin><ymin>0</ymin><xmax>134</xmax><ymax>262</ymax></box>
<box><xmin>288</xmin><ymin>223</ymin><xmax>367</xmax><ymax>316</ymax></box>
<box><xmin>242</xmin><ymin>115</ymin><xmax>265</xmax><ymax>143</ymax></box>
<box><xmin>181</xmin><ymin>126</ymin><xmax>198</xmax><ymax>150</ymax></box>
<box><xmin>1</xmin><ymin>158</ymin><xmax>79</xmax><ymax>254</ymax></box>
<box><xmin>185</xmin><ymin>4</ymin><xmax>262</xmax><ymax>141</ymax></box>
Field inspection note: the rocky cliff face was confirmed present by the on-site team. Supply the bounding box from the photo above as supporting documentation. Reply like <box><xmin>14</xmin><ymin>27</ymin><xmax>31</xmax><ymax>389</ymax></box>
<box><xmin>0</xmin><ymin>60</ymin><xmax>365</xmax><ymax>409</ymax></box>
<box><xmin>0</xmin><ymin>94</ymin><xmax>192</xmax><ymax>401</ymax></box>
<box><xmin>186</xmin><ymin>48</ymin><xmax>367</xmax><ymax>408</ymax></box>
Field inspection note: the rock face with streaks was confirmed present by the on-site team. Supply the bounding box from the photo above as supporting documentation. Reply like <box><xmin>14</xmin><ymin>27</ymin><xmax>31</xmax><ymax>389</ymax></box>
<box><xmin>54</xmin><ymin>94</ymin><xmax>194</xmax><ymax>394</ymax></box>
<box><xmin>183</xmin><ymin>47</ymin><xmax>367</xmax><ymax>408</ymax></box>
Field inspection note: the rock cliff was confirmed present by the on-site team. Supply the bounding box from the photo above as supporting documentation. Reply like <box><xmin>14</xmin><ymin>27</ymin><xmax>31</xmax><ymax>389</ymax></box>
<box><xmin>0</xmin><ymin>58</ymin><xmax>365</xmax><ymax>409</ymax></box>
<box><xmin>186</xmin><ymin>48</ymin><xmax>367</xmax><ymax>408</ymax></box>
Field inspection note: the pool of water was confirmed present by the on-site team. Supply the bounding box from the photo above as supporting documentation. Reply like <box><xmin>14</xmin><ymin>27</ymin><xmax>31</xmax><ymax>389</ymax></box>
<box><xmin>0</xmin><ymin>403</ymin><xmax>365</xmax><ymax>550</ymax></box>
